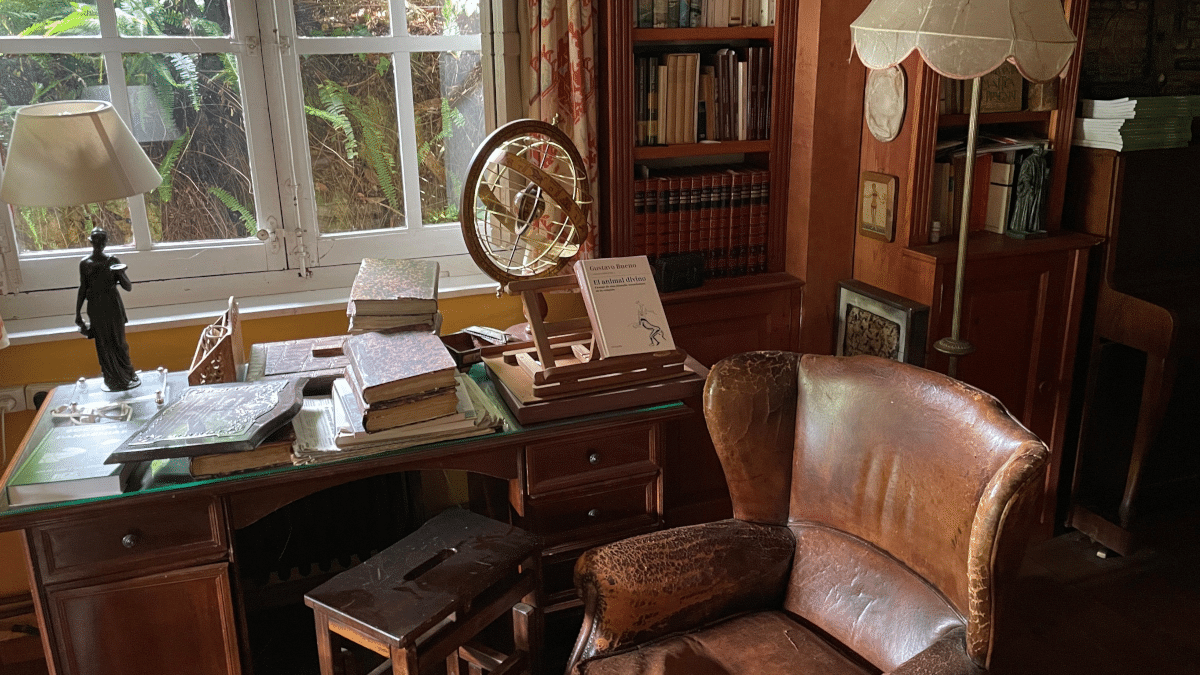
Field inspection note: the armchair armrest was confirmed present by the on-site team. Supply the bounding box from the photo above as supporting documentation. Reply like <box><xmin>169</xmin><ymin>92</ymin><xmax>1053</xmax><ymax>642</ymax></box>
<box><xmin>567</xmin><ymin>519</ymin><xmax>794</xmax><ymax>671</ymax></box>
<box><xmin>886</xmin><ymin>630</ymin><xmax>984</xmax><ymax>675</ymax></box>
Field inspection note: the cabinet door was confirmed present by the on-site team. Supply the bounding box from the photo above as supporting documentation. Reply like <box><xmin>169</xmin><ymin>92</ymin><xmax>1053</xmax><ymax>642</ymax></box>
<box><xmin>47</xmin><ymin>563</ymin><xmax>241</xmax><ymax>675</ymax></box>
<box><xmin>927</xmin><ymin>246</ymin><xmax>1088</xmax><ymax>530</ymax></box>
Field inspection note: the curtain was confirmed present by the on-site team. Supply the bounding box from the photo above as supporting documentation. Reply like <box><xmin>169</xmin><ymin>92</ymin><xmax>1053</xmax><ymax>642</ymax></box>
<box><xmin>520</xmin><ymin>0</ymin><xmax>599</xmax><ymax>257</ymax></box>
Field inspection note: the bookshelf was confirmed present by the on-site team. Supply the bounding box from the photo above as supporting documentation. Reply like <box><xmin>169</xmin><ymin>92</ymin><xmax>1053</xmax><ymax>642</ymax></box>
<box><xmin>850</xmin><ymin>0</ymin><xmax>1098</xmax><ymax>538</ymax></box>
<box><xmin>597</xmin><ymin>0</ymin><xmax>802</xmax><ymax>525</ymax></box>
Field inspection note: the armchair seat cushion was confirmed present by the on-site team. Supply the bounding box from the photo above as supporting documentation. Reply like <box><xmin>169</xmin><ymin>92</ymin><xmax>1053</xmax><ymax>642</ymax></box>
<box><xmin>576</xmin><ymin>611</ymin><xmax>874</xmax><ymax>675</ymax></box>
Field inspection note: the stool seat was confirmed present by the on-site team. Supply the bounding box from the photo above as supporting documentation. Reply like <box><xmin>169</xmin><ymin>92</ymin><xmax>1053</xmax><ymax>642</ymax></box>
<box><xmin>305</xmin><ymin>508</ymin><xmax>541</xmax><ymax>675</ymax></box>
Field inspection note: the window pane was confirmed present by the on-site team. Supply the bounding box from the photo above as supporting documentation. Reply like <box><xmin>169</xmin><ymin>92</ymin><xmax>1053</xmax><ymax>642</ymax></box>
<box><xmin>0</xmin><ymin>0</ymin><xmax>100</xmax><ymax>37</ymax></box>
<box><xmin>302</xmin><ymin>53</ymin><xmax>403</xmax><ymax>233</ymax></box>
<box><xmin>406</xmin><ymin>0</ymin><xmax>479</xmax><ymax>36</ymax></box>
<box><xmin>0</xmin><ymin>53</ymin><xmax>129</xmax><ymax>252</ymax></box>
<box><xmin>117</xmin><ymin>0</ymin><xmax>231</xmax><ymax>37</ymax></box>
<box><xmin>410</xmin><ymin>50</ymin><xmax>483</xmax><ymax>224</ymax></box>
<box><xmin>295</xmin><ymin>0</ymin><xmax>389</xmax><ymax>38</ymax></box>
<box><xmin>125</xmin><ymin>53</ymin><xmax>256</xmax><ymax>243</ymax></box>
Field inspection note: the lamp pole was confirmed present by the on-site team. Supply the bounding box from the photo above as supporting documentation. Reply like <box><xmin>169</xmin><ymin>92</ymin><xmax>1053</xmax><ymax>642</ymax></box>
<box><xmin>933</xmin><ymin>76</ymin><xmax>982</xmax><ymax>378</ymax></box>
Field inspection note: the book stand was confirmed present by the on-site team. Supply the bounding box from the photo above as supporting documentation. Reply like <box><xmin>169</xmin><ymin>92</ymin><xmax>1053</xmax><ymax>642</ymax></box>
<box><xmin>482</xmin><ymin>276</ymin><xmax>690</xmax><ymax>402</ymax></box>
<box><xmin>188</xmin><ymin>296</ymin><xmax>244</xmax><ymax>386</ymax></box>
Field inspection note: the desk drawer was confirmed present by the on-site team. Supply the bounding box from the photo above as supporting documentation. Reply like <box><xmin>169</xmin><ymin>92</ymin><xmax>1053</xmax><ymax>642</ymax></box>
<box><xmin>524</xmin><ymin>477</ymin><xmax>658</xmax><ymax>541</ymax></box>
<box><xmin>525</xmin><ymin>426</ymin><xmax>656</xmax><ymax>495</ymax></box>
<box><xmin>33</xmin><ymin>498</ymin><xmax>227</xmax><ymax>585</ymax></box>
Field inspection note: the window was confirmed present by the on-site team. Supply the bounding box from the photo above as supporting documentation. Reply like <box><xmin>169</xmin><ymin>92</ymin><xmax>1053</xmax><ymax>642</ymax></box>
<box><xmin>0</xmin><ymin>0</ymin><xmax>498</xmax><ymax>324</ymax></box>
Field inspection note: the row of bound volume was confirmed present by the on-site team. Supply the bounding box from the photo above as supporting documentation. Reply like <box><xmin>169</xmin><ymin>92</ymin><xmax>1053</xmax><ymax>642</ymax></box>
<box><xmin>635</xmin><ymin>46</ymin><xmax>771</xmax><ymax>146</ymax></box>
<box><xmin>634</xmin><ymin>0</ymin><xmax>775</xmax><ymax>28</ymax></box>
<box><xmin>633</xmin><ymin>166</ymin><xmax>769</xmax><ymax>278</ymax></box>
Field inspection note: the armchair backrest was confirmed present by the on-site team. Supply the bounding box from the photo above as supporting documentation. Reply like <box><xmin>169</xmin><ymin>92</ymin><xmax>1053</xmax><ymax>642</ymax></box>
<box><xmin>704</xmin><ymin>353</ymin><xmax>1048</xmax><ymax>670</ymax></box>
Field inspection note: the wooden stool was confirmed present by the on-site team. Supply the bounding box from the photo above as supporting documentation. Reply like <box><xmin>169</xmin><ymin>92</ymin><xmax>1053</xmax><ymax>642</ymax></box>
<box><xmin>305</xmin><ymin>508</ymin><xmax>542</xmax><ymax>675</ymax></box>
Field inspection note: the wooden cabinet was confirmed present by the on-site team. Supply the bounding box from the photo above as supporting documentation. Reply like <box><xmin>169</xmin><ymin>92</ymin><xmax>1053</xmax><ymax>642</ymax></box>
<box><xmin>850</xmin><ymin>1</ymin><xmax>1096</xmax><ymax>536</ymax></box>
<box><xmin>26</xmin><ymin>498</ymin><xmax>239</xmax><ymax>675</ymax></box>
<box><xmin>596</xmin><ymin>3</ymin><xmax>804</xmax><ymax>527</ymax></box>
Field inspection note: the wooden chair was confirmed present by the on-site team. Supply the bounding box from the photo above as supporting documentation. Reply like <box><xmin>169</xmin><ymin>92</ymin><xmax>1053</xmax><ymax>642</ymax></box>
<box><xmin>305</xmin><ymin>508</ymin><xmax>541</xmax><ymax>675</ymax></box>
<box><xmin>1065</xmin><ymin>146</ymin><xmax>1200</xmax><ymax>555</ymax></box>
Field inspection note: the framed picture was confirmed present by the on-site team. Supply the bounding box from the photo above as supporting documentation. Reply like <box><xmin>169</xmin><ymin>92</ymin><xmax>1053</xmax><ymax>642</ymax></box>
<box><xmin>836</xmin><ymin>280</ymin><xmax>929</xmax><ymax>366</ymax></box>
<box><xmin>859</xmin><ymin>171</ymin><xmax>897</xmax><ymax>242</ymax></box>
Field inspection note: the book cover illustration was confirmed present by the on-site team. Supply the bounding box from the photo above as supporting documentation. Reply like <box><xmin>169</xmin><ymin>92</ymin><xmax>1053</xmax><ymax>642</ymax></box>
<box><xmin>575</xmin><ymin>256</ymin><xmax>676</xmax><ymax>358</ymax></box>
<box><xmin>348</xmin><ymin>258</ymin><xmax>440</xmax><ymax>314</ymax></box>
<box><xmin>106</xmin><ymin>379</ymin><xmax>304</xmax><ymax>462</ymax></box>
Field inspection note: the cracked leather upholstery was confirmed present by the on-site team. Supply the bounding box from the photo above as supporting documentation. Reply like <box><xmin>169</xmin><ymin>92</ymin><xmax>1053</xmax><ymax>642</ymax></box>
<box><xmin>568</xmin><ymin>353</ymin><xmax>1047</xmax><ymax>675</ymax></box>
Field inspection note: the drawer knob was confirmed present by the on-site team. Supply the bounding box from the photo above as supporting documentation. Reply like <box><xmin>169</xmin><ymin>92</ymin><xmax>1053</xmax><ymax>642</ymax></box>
<box><xmin>121</xmin><ymin>533</ymin><xmax>140</xmax><ymax>549</ymax></box>
<box><xmin>587</xmin><ymin>508</ymin><xmax>600</xmax><ymax>519</ymax></box>
<box><xmin>587</xmin><ymin>452</ymin><xmax>601</xmax><ymax>465</ymax></box>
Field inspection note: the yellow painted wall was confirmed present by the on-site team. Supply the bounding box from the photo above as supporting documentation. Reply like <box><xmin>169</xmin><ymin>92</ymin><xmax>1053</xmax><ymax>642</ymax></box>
<box><xmin>0</xmin><ymin>290</ymin><xmax>584</xmax><ymax>596</ymax></box>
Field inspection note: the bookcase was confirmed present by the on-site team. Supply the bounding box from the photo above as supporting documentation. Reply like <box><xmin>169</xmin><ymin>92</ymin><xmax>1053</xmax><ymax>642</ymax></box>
<box><xmin>850</xmin><ymin>0</ymin><xmax>1099</xmax><ymax>538</ymax></box>
<box><xmin>597</xmin><ymin>1</ymin><xmax>802</xmax><ymax>525</ymax></box>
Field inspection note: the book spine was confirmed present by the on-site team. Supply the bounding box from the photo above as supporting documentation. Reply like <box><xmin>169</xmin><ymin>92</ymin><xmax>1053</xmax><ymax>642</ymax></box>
<box><xmin>647</xmin><ymin>57</ymin><xmax>659</xmax><ymax>145</ymax></box>
<box><xmin>638</xmin><ymin>0</ymin><xmax>654</xmax><ymax>27</ymax></box>
<box><xmin>633</xmin><ymin>177</ymin><xmax>647</xmax><ymax>255</ymax></box>
<box><xmin>667</xmin><ymin>174</ymin><xmax>682</xmax><ymax>255</ymax></box>
<box><xmin>699</xmin><ymin>172</ymin><xmax>714</xmax><ymax>274</ymax></box>
<box><xmin>667</xmin><ymin>0</ymin><xmax>680</xmax><ymax>28</ymax></box>
<box><xmin>751</xmin><ymin>169</ymin><xmax>767</xmax><ymax>273</ymax></box>
<box><xmin>679</xmin><ymin>0</ymin><xmax>690</xmax><ymax>28</ymax></box>
<box><xmin>686</xmin><ymin>173</ymin><xmax>701</xmax><ymax>253</ymax></box>
<box><xmin>656</xmin><ymin>176</ymin><xmax>670</xmax><ymax>262</ymax></box>
<box><xmin>714</xmin><ymin>171</ymin><xmax>731</xmax><ymax>277</ymax></box>
<box><xmin>654</xmin><ymin>0</ymin><xmax>668</xmax><ymax>27</ymax></box>
<box><xmin>636</xmin><ymin>57</ymin><xmax>647</xmax><ymax>146</ymax></box>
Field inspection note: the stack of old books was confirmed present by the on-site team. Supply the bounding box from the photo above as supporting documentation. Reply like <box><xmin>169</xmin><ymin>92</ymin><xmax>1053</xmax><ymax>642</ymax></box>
<box><xmin>291</xmin><ymin>329</ymin><xmax>504</xmax><ymax>464</ymax></box>
<box><xmin>347</xmin><ymin>258</ymin><xmax>442</xmax><ymax>334</ymax></box>
<box><xmin>1074</xmin><ymin>96</ymin><xmax>1195</xmax><ymax>152</ymax></box>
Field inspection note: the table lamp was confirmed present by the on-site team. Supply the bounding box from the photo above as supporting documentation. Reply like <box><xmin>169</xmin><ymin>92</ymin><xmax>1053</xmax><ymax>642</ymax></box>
<box><xmin>851</xmin><ymin>0</ymin><xmax>1076</xmax><ymax>376</ymax></box>
<box><xmin>0</xmin><ymin>100</ymin><xmax>163</xmax><ymax>390</ymax></box>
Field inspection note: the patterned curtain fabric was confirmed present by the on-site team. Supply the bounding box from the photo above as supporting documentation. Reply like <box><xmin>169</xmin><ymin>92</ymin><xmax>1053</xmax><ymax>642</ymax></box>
<box><xmin>520</xmin><ymin>0</ymin><xmax>599</xmax><ymax>257</ymax></box>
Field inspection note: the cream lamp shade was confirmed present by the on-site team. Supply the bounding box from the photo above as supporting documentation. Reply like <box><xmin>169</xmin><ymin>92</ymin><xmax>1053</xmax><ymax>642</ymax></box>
<box><xmin>0</xmin><ymin>100</ymin><xmax>163</xmax><ymax>208</ymax></box>
<box><xmin>851</xmin><ymin>0</ymin><xmax>1076</xmax><ymax>83</ymax></box>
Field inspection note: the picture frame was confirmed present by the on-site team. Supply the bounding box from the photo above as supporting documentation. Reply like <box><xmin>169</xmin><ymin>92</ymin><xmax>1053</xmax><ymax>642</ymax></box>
<box><xmin>858</xmin><ymin>171</ymin><xmax>897</xmax><ymax>242</ymax></box>
<box><xmin>836</xmin><ymin>279</ymin><xmax>929</xmax><ymax>366</ymax></box>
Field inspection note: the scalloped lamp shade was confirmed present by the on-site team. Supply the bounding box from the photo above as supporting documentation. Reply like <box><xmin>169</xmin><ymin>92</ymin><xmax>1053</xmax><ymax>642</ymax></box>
<box><xmin>0</xmin><ymin>100</ymin><xmax>162</xmax><ymax>208</ymax></box>
<box><xmin>851</xmin><ymin>0</ymin><xmax>1076</xmax><ymax>83</ymax></box>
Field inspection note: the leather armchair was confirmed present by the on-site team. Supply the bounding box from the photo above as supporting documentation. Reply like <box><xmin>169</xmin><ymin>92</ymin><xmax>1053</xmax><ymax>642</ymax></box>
<box><xmin>567</xmin><ymin>352</ymin><xmax>1048</xmax><ymax>675</ymax></box>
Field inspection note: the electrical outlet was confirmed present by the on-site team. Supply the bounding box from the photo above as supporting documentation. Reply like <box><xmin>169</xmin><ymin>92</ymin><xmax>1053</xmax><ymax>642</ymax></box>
<box><xmin>24</xmin><ymin>382</ymin><xmax>73</xmax><ymax>412</ymax></box>
<box><xmin>0</xmin><ymin>386</ymin><xmax>24</xmax><ymax>413</ymax></box>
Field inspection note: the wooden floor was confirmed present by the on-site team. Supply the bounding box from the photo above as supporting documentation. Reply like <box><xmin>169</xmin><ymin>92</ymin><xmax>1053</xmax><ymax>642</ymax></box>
<box><xmin>5</xmin><ymin>504</ymin><xmax>1199</xmax><ymax>675</ymax></box>
<box><xmin>990</xmin><ymin>505</ymin><xmax>1200</xmax><ymax>674</ymax></box>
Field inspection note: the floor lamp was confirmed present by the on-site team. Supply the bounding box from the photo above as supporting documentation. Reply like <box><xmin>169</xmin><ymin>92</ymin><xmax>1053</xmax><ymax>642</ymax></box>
<box><xmin>851</xmin><ymin>0</ymin><xmax>1077</xmax><ymax>377</ymax></box>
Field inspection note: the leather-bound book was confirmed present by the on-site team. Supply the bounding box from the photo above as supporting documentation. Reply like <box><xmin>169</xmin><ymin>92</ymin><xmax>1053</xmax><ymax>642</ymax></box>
<box><xmin>348</xmin><ymin>258</ymin><xmax>440</xmax><ymax>316</ymax></box>
<box><xmin>344</xmin><ymin>329</ymin><xmax>457</xmax><ymax>405</ymax></box>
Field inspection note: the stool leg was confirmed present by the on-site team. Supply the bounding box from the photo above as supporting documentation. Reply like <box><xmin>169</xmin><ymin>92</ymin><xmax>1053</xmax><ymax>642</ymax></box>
<box><xmin>513</xmin><ymin>601</ymin><xmax>542</xmax><ymax>675</ymax></box>
<box><xmin>390</xmin><ymin>646</ymin><xmax>418</xmax><ymax>675</ymax></box>
<box><xmin>312</xmin><ymin>614</ymin><xmax>337</xmax><ymax>675</ymax></box>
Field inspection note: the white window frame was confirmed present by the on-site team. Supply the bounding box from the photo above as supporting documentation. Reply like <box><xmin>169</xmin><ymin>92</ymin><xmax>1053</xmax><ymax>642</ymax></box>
<box><xmin>0</xmin><ymin>0</ymin><xmax>517</xmax><ymax>329</ymax></box>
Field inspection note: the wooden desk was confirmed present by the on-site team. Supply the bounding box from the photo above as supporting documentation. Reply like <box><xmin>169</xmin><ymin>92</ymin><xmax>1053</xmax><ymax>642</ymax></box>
<box><xmin>0</xmin><ymin>376</ymin><xmax>690</xmax><ymax>675</ymax></box>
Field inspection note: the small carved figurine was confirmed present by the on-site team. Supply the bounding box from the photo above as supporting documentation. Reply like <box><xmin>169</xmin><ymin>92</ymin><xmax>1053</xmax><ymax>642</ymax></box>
<box><xmin>76</xmin><ymin>227</ymin><xmax>140</xmax><ymax>391</ymax></box>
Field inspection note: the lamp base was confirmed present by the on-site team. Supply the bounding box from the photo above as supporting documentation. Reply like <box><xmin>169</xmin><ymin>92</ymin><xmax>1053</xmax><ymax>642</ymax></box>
<box><xmin>934</xmin><ymin>337</ymin><xmax>975</xmax><ymax>357</ymax></box>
